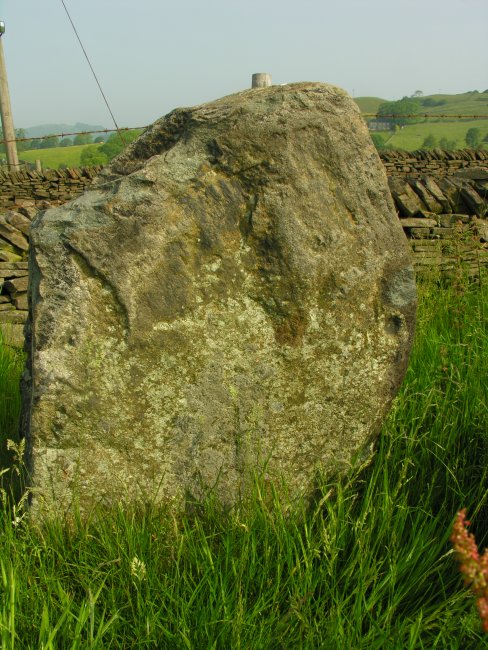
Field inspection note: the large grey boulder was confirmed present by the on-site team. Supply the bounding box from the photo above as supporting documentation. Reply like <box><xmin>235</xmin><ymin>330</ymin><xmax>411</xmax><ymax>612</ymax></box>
<box><xmin>22</xmin><ymin>83</ymin><xmax>416</xmax><ymax>519</ymax></box>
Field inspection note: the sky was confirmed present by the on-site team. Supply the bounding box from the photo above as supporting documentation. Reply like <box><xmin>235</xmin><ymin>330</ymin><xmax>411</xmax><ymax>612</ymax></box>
<box><xmin>1</xmin><ymin>0</ymin><xmax>487</xmax><ymax>130</ymax></box>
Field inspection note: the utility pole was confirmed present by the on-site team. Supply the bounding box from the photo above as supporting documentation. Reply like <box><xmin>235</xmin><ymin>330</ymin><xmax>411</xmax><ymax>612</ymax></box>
<box><xmin>0</xmin><ymin>22</ymin><xmax>19</xmax><ymax>171</ymax></box>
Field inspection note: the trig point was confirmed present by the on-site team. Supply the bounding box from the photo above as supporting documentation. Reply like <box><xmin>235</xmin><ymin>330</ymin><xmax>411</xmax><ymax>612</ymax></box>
<box><xmin>252</xmin><ymin>73</ymin><xmax>272</xmax><ymax>88</ymax></box>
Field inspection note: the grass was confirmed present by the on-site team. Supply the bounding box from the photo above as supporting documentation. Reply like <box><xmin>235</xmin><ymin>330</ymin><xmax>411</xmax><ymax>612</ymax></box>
<box><xmin>0</xmin><ymin>334</ymin><xmax>23</xmax><ymax>470</ymax></box>
<box><xmin>377</xmin><ymin>119</ymin><xmax>488</xmax><ymax>152</ymax></box>
<box><xmin>14</xmin><ymin>144</ymin><xmax>101</xmax><ymax>170</ymax></box>
<box><xmin>354</xmin><ymin>97</ymin><xmax>387</xmax><ymax>114</ymax></box>
<box><xmin>0</xmin><ymin>270</ymin><xmax>487</xmax><ymax>648</ymax></box>
<box><xmin>355</xmin><ymin>90</ymin><xmax>488</xmax><ymax>151</ymax></box>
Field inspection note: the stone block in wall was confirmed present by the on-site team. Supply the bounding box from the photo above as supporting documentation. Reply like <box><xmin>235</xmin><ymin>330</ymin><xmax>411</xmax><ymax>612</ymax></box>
<box><xmin>409</xmin><ymin>180</ymin><xmax>443</xmax><ymax>214</ymax></box>
<box><xmin>0</xmin><ymin>261</ymin><xmax>28</xmax><ymax>271</ymax></box>
<box><xmin>438</xmin><ymin>214</ymin><xmax>471</xmax><ymax>227</ymax></box>
<box><xmin>0</xmin><ymin>302</ymin><xmax>14</xmax><ymax>311</ymax></box>
<box><xmin>411</xmin><ymin>251</ymin><xmax>443</xmax><ymax>262</ymax></box>
<box><xmin>0</xmin><ymin>199</ymin><xmax>15</xmax><ymax>209</ymax></box>
<box><xmin>0</xmin><ymin>309</ymin><xmax>27</xmax><ymax>324</ymax></box>
<box><xmin>0</xmin><ymin>268</ymin><xmax>28</xmax><ymax>279</ymax></box>
<box><xmin>411</xmin><ymin>240</ymin><xmax>442</xmax><ymax>252</ymax></box>
<box><xmin>0</xmin><ymin>249</ymin><xmax>22</xmax><ymax>263</ymax></box>
<box><xmin>399</xmin><ymin>217</ymin><xmax>438</xmax><ymax>228</ymax></box>
<box><xmin>0</xmin><ymin>323</ymin><xmax>24</xmax><ymax>347</ymax></box>
<box><xmin>454</xmin><ymin>167</ymin><xmax>488</xmax><ymax>181</ymax></box>
<box><xmin>459</xmin><ymin>250</ymin><xmax>488</xmax><ymax>262</ymax></box>
<box><xmin>12</xmin><ymin>293</ymin><xmax>28</xmax><ymax>310</ymax></box>
<box><xmin>420</xmin><ymin>179</ymin><xmax>450</xmax><ymax>210</ymax></box>
<box><xmin>409</xmin><ymin>227</ymin><xmax>433</xmax><ymax>239</ymax></box>
<box><xmin>5</xmin><ymin>211</ymin><xmax>31</xmax><ymax>236</ymax></box>
<box><xmin>0</xmin><ymin>216</ymin><xmax>29</xmax><ymax>251</ymax></box>
<box><xmin>0</xmin><ymin>237</ymin><xmax>24</xmax><ymax>260</ymax></box>
<box><xmin>431</xmin><ymin>227</ymin><xmax>456</xmax><ymax>239</ymax></box>
<box><xmin>3</xmin><ymin>276</ymin><xmax>28</xmax><ymax>295</ymax></box>
<box><xmin>475</xmin><ymin>181</ymin><xmax>488</xmax><ymax>199</ymax></box>
<box><xmin>473</xmin><ymin>218</ymin><xmax>488</xmax><ymax>242</ymax></box>
<box><xmin>388</xmin><ymin>178</ymin><xmax>428</xmax><ymax>216</ymax></box>
<box><xmin>17</xmin><ymin>203</ymin><xmax>38</xmax><ymax>220</ymax></box>
<box><xmin>33</xmin><ymin>189</ymin><xmax>50</xmax><ymax>199</ymax></box>
<box><xmin>412</xmin><ymin>256</ymin><xmax>448</xmax><ymax>266</ymax></box>
<box><xmin>460</xmin><ymin>186</ymin><xmax>487</xmax><ymax>216</ymax></box>
<box><xmin>436</xmin><ymin>179</ymin><xmax>470</xmax><ymax>213</ymax></box>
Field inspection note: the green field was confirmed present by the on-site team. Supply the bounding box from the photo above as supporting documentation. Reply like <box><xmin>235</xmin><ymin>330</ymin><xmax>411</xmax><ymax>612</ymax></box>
<box><xmin>15</xmin><ymin>143</ymin><xmax>102</xmax><ymax>170</ymax></box>
<box><xmin>374</xmin><ymin>118</ymin><xmax>488</xmax><ymax>151</ymax></box>
<box><xmin>0</xmin><ymin>269</ymin><xmax>487</xmax><ymax>647</ymax></box>
<box><xmin>355</xmin><ymin>90</ymin><xmax>488</xmax><ymax>151</ymax></box>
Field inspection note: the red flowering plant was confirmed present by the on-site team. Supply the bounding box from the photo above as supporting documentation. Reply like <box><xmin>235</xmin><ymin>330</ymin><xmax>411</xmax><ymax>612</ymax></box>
<box><xmin>450</xmin><ymin>509</ymin><xmax>488</xmax><ymax>632</ymax></box>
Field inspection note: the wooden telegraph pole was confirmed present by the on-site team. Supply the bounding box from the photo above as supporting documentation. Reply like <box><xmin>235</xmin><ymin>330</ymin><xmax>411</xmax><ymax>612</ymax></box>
<box><xmin>0</xmin><ymin>21</ymin><xmax>19</xmax><ymax>170</ymax></box>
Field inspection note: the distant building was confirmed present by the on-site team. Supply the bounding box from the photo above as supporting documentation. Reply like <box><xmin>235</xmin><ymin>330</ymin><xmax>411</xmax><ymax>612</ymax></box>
<box><xmin>368</xmin><ymin>119</ymin><xmax>395</xmax><ymax>131</ymax></box>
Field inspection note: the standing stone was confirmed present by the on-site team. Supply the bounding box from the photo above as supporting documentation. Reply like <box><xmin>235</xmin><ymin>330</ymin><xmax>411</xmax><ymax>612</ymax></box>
<box><xmin>23</xmin><ymin>83</ymin><xmax>416</xmax><ymax>519</ymax></box>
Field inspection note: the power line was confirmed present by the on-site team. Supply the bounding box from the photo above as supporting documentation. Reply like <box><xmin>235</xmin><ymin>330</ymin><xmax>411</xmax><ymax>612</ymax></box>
<box><xmin>0</xmin><ymin>113</ymin><xmax>487</xmax><ymax>147</ymax></box>
<box><xmin>0</xmin><ymin>126</ymin><xmax>147</xmax><ymax>146</ymax></box>
<box><xmin>60</xmin><ymin>0</ymin><xmax>126</xmax><ymax>145</ymax></box>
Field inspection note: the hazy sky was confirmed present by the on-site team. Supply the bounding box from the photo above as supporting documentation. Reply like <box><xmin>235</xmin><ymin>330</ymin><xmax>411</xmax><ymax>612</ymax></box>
<box><xmin>1</xmin><ymin>0</ymin><xmax>487</xmax><ymax>130</ymax></box>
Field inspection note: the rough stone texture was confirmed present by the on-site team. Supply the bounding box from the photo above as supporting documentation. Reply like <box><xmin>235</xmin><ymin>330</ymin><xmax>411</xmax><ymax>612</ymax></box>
<box><xmin>23</xmin><ymin>82</ymin><xmax>416</xmax><ymax>519</ymax></box>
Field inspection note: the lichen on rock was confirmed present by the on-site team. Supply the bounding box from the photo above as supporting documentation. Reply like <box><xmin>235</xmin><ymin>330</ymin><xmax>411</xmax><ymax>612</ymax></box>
<box><xmin>22</xmin><ymin>82</ymin><xmax>416</xmax><ymax>519</ymax></box>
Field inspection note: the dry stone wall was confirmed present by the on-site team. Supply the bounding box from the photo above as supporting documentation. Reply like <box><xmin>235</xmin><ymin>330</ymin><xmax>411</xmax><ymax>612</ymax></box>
<box><xmin>0</xmin><ymin>166</ymin><xmax>101</xmax><ymax>345</ymax></box>
<box><xmin>0</xmin><ymin>166</ymin><xmax>102</xmax><ymax>208</ymax></box>
<box><xmin>380</xmin><ymin>149</ymin><xmax>488</xmax><ymax>178</ymax></box>
<box><xmin>387</xmin><ymin>165</ymin><xmax>488</xmax><ymax>275</ymax></box>
<box><xmin>0</xmin><ymin>202</ymin><xmax>36</xmax><ymax>346</ymax></box>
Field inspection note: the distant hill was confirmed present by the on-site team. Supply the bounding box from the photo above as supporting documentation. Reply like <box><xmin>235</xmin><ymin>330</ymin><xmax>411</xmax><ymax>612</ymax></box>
<box><xmin>353</xmin><ymin>97</ymin><xmax>387</xmax><ymax>114</ymax></box>
<box><xmin>354</xmin><ymin>90</ymin><xmax>488</xmax><ymax>118</ymax></box>
<box><xmin>354</xmin><ymin>91</ymin><xmax>488</xmax><ymax>151</ymax></box>
<box><xmin>24</xmin><ymin>122</ymin><xmax>108</xmax><ymax>138</ymax></box>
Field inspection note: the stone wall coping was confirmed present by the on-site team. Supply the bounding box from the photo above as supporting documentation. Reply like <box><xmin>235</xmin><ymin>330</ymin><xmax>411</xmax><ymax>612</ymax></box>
<box><xmin>0</xmin><ymin>165</ymin><xmax>103</xmax><ymax>183</ymax></box>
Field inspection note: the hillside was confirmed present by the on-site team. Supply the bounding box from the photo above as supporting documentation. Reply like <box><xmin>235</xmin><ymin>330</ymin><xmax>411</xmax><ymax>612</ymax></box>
<box><xmin>354</xmin><ymin>90</ymin><xmax>488</xmax><ymax>117</ymax></box>
<box><xmin>23</xmin><ymin>122</ymin><xmax>107</xmax><ymax>138</ymax></box>
<box><xmin>355</xmin><ymin>90</ymin><xmax>488</xmax><ymax>151</ymax></box>
<box><xmin>353</xmin><ymin>96</ymin><xmax>387</xmax><ymax>114</ymax></box>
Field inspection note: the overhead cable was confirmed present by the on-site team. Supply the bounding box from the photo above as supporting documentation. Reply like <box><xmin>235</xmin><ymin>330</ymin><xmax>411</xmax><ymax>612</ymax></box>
<box><xmin>59</xmin><ymin>0</ymin><xmax>126</xmax><ymax>144</ymax></box>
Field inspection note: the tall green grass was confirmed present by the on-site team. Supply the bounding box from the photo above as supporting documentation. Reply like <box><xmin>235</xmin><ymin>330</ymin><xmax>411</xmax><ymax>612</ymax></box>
<box><xmin>0</xmin><ymin>333</ymin><xmax>23</xmax><ymax>472</ymax></box>
<box><xmin>17</xmin><ymin>144</ymin><xmax>99</xmax><ymax>170</ymax></box>
<box><xmin>0</xmin><ymin>272</ymin><xmax>486</xmax><ymax>648</ymax></box>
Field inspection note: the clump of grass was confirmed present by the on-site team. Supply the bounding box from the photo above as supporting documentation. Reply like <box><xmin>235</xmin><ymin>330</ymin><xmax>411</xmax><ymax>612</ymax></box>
<box><xmin>0</xmin><ymin>272</ymin><xmax>486</xmax><ymax>647</ymax></box>
<box><xmin>0</xmin><ymin>331</ymin><xmax>24</xmax><ymax>474</ymax></box>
